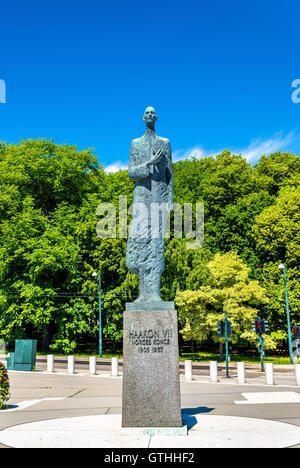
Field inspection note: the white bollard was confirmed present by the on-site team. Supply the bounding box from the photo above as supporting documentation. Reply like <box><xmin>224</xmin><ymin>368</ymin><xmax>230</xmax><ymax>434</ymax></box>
<box><xmin>47</xmin><ymin>354</ymin><xmax>54</xmax><ymax>373</ymax></box>
<box><xmin>237</xmin><ymin>362</ymin><xmax>246</xmax><ymax>384</ymax></box>
<box><xmin>111</xmin><ymin>357</ymin><xmax>119</xmax><ymax>377</ymax></box>
<box><xmin>184</xmin><ymin>360</ymin><xmax>193</xmax><ymax>381</ymax></box>
<box><xmin>89</xmin><ymin>356</ymin><xmax>97</xmax><ymax>375</ymax></box>
<box><xmin>210</xmin><ymin>361</ymin><xmax>218</xmax><ymax>382</ymax></box>
<box><xmin>265</xmin><ymin>363</ymin><xmax>274</xmax><ymax>385</ymax></box>
<box><xmin>68</xmin><ymin>356</ymin><xmax>75</xmax><ymax>374</ymax></box>
<box><xmin>295</xmin><ymin>364</ymin><xmax>300</xmax><ymax>386</ymax></box>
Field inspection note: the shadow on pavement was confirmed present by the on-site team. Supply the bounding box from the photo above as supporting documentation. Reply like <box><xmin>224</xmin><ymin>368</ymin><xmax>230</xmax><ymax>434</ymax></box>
<box><xmin>181</xmin><ymin>406</ymin><xmax>214</xmax><ymax>429</ymax></box>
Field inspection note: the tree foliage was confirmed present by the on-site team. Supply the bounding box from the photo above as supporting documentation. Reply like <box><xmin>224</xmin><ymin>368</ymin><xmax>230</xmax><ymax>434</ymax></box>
<box><xmin>0</xmin><ymin>139</ymin><xmax>298</xmax><ymax>353</ymax></box>
<box><xmin>176</xmin><ymin>252</ymin><xmax>276</xmax><ymax>350</ymax></box>
<box><xmin>0</xmin><ymin>362</ymin><xmax>10</xmax><ymax>409</ymax></box>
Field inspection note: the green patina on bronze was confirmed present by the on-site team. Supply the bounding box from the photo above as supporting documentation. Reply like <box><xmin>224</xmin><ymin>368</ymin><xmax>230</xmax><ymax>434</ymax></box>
<box><xmin>126</xmin><ymin>107</ymin><xmax>174</xmax><ymax>311</ymax></box>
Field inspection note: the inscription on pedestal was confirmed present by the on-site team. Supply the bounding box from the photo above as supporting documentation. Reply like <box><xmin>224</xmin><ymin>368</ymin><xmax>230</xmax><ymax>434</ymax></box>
<box><xmin>122</xmin><ymin>309</ymin><xmax>182</xmax><ymax>428</ymax></box>
<box><xmin>130</xmin><ymin>327</ymin><xmax>173</xmax><ymax>354</ymax></box>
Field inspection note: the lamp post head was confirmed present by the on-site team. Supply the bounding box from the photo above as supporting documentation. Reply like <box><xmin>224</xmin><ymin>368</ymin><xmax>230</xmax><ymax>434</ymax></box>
<box><xmin>278</xmin><ymin>264</ymin><xmax>285</xmax><ymax>270</ymax></box>
<box><xmin>92</xmin><ymin>272</ymin><xmax>97</xmax><ymax>277</ymax></box>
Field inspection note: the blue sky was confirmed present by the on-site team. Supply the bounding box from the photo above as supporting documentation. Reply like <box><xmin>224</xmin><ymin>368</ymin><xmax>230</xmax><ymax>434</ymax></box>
<box><xmin>0</xmin><ymin>0</ymin><xmax>299</xmax><ymax>170</ymax></box>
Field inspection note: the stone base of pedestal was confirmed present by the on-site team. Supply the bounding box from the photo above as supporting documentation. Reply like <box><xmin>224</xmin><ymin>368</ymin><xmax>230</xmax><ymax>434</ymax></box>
<box><xmin>122</xmin><ymin>309</ymin><xmax>182</xmax><ymax>427</ymax></box>
<box><xmin>143</xmin><ymin>426</ymin><xmax>187</xmax><ymax>436</ymax></box>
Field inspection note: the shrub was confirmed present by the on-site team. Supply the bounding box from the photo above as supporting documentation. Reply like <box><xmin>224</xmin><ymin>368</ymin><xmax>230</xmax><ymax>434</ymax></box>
<box><xmin>0</xmin><ymin>362</ymin><xmax>10</xmax><ymax>409</ymax></box>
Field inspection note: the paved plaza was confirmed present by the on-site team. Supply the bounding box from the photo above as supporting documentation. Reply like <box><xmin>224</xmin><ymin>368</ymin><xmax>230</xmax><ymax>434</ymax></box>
<box><xmin>1</xmin><ymin>365</ymin><xmax>300</xmax><ymax>448</ymax></box>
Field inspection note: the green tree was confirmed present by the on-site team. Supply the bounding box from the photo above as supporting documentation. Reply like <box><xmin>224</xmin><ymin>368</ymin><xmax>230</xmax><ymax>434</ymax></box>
<box><xmin>0</xmin><ymin>138</ymin><xmax>298</xmax><ymax>355</ymax></box>
<box><xmin>253</xmin><ymin>151</ymin><xmax>300</xmax><ymax>196</ymax></box>
<box><xmin>253</xmin><ymin>187</ymin><xmax>300</xmax><ymax>329</ymax></box>
<box><xmin>0</xmin><ymin>139</ymin><xmax>105</xmax><ymax>352</ymax></box>
<box><xmin>176</xmin><ymin>252</ymin><xmax>275</xmax><ymax>349</ymax></box>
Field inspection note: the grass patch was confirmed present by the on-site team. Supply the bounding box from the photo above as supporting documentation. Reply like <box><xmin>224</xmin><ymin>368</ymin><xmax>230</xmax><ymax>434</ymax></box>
<box><xmin>36</xmin><ymin>351</ymin><xmax>122</xmax><ymax>359</ymax></box>
<box><xmin>33</xmin><ymin>350</ymin><xmax>295</xmax><ymax>365</ymax></box>
<box><xmin>180</xmin><ymin>352</ymin><xmax>294</xmax><ymax>365</ymax></box>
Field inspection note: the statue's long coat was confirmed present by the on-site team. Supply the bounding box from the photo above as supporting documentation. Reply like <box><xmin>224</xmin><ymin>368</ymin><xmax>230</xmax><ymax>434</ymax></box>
<box><xmin>126</xmin><ymin>131</ymin><xmax>173</xmax><ymax>297</ymax></box>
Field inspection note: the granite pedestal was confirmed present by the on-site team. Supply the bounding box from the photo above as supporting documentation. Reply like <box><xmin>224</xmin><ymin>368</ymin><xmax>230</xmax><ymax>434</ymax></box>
<box><xmin>122</xmin><ymin>309</ymin><xmax>182</xmax><ymax>427</ymax></box>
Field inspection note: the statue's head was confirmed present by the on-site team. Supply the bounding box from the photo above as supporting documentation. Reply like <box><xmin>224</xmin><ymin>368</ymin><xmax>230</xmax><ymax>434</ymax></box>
<box><xmin>143</xmin><ymin>106</ymin><xmax>158</xmax><ymax>125</ymax></box>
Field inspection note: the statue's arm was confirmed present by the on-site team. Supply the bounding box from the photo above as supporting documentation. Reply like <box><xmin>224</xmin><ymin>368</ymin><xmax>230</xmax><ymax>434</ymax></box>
<box><xmin>165</xmin><ymin>140</ymin><xmax>173</xmax><ymax>209</ymax></box>
<box><xmin>128</xmin><ymin>142</ymin><xmax>149</xmax><ymax>181</ymax></box>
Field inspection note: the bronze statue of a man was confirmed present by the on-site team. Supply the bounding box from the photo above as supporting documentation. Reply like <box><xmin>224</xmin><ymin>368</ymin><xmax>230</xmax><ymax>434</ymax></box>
<box><xmin>126</xmin><ymin>107</ymin><xmax>173</xmax><ymax>310</ymax></box>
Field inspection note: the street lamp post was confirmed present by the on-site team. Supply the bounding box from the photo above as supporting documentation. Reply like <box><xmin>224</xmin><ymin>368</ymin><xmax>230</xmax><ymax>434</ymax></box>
<box><xmin>258</xmin><ymin>323</ymin><xmax>265</xmax><ymax>372</ymax></box>
<box><xmin>278</xmin><ymin>263</ymin><xmax>293</xmax><ymax>364</ymax></box>
<box><xmin>224</xmin><ymin>313</ymin><xmax>229</xmax><ymax>378</ymax></box>
<box><xmin>92</xmin><ymin>271</ymin><xmax>102</xmax><ymax>358</ymax></box>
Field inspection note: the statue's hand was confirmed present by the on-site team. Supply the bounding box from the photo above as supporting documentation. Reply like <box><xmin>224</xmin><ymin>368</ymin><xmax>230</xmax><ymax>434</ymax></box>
<box><xmin>146</xmin><ymin>148</ymin><xmax>164</xmax><ymax>167</ymax></box>
<box><xmin>167</xmin><ymin>201</ymin><xmax>173</xmax><ymax>212</ymax></box>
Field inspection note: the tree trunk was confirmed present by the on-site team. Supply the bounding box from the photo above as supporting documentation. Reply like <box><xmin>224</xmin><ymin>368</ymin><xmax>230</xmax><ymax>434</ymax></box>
<box><xmin>42</xmin><ymin>331</ymin><xmax>51</xmax><ymax>353</ymax></box>
<box><xmin>219</xmin><ymin>342</ymin><xmax>224</xmax><ymax>360</ymax></box>
<box><xmin>42</xmin><ymin>322</ymin><xmax>55</xmax><ymax>353</ymax></box>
